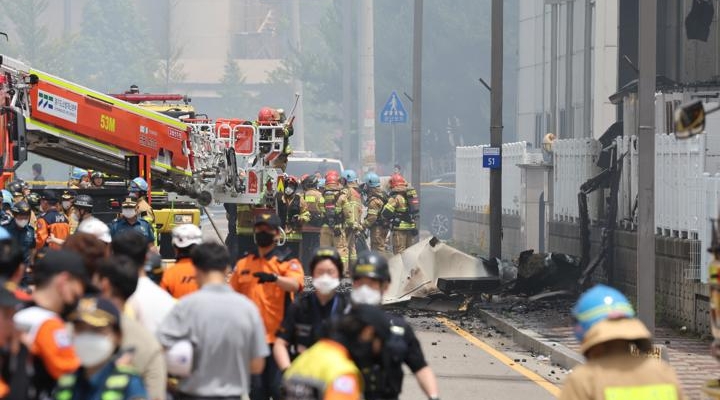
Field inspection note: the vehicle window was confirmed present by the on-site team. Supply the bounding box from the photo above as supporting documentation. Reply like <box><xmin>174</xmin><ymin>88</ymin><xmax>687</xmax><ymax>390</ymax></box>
<box><xmin>286</xmin><ymin>160</ymin><xmax>343</xmax><ymax>177</ymax></box>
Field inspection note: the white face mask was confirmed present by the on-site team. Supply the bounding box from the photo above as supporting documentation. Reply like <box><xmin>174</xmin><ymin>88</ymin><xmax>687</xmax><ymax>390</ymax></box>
<box><xmin>15</xmin><ymin>218</ymin><xmax>29</xmax><ymax>228</ymax></box>
<box><xmin>61</xmin><ymin>201</ymin><xmax>72</xmax><ymax>210</ymax></box>
<box><xmin>73</xmin><ymin>332</ymin><xmax>115</xmax><ymax>368</ymax></box>
<box><xmin>313</xmin><ymin>274</ymin><xmax>340</xmax><ymax>295</ymax></box>
<box><xmin>350</xmin><ymin>284</ymin><xmax>382</xmax><ymax>305</ymax></box>
<box><xmin>121</xmin><ymin>208</ymin><xmax>137</xmax><ymax>219</ymax></box>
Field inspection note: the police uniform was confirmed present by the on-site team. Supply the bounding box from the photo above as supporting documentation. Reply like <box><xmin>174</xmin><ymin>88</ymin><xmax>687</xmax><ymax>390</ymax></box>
<box><xmin>110</xmin><ymin>217</ymin><xmax>155</xmax><ymax>244</ymax></box>
<box><xmin>54</xmin><ymin>361</ymin><xmax>147</xmax><ymax>400</ymax></box>
<box><xmin>381</xmin><ymin>187</ymin><xmax>416</xmax><ymax>254</ymax></box>
<box><xmin>300</xmin><ymin>187</ymin><xmax>325</xmax><ymax>270</ymax></box>
<box><xmin>277</xmin><ymin>292</ymin><xmax>349</xmax><ymax>354</ymax></box>
<box><xmin>363</xmin><ymin>188</ymin><xmax>389</xmax><ymax>256</ymax></box>
<box><xmin>6</xmin><ymin>219</ymin><xmax>35</xmax><ymax>265</ymax></box>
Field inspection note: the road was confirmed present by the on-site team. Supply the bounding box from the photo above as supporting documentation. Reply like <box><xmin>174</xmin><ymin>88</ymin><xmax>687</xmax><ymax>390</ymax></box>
<box><xmin>200</xmin><ymin>205</ymin><xmax>561</xmax><ymax>398</ymax></box>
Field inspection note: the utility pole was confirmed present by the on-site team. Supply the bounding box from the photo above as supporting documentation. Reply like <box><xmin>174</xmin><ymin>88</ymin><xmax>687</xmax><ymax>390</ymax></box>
<box><xmin>357</xmin><ymin>0</ymin><xmax>376</xmax><ymax>173</ymax></box>
<box><xmin>583</xmin><ymin>0</ymin><xmax>592</xmax><ymax>137</ymax></box>
<box><xmin>565</xmin><ymin>0</ymin><xmax>574</xmax><ymax>138</ymax></box>
<box><xmin>489</xmin><ymin>0</ymin><xmax>503</xmax><ymax>260</ymax></box>
<box><xmin>290</xmin><ymin>0</ymin><xmax>305</xmax><ymax>150</ymax></box>
<box><xmin>550</xmin><ymin>3</ymin><xmax>558</xmax><ymax>136</ymax></box>
<box><xmin>637</xmin><ymin>0</ymin><xmax>656</xmax><ymax>334</ymax></box>
<box><xmin>411</xmin><ymin>0</ymin><xmax>423</xmax><ymax>192</ymax></box>
<box><xmin>342</xmin><ymin>0</ymin><xmax>352</xmax><ymax>163</ymax></box>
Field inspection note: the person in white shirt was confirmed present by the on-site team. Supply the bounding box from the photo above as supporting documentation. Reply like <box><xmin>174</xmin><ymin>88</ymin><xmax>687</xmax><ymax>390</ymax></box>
<box><xmin>111</xmin><ymin>230</ymin><xmax>175</xmax><ymax>333</ymax></box>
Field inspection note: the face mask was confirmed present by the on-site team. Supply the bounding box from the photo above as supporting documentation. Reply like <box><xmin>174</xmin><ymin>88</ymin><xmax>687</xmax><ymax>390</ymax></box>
<box><xmin>351</xmin><ymin>285</ymin><xmax>382</xmax><ymax>305</ymax></box>
<box><xmin>128</xmin><ymin>192</ymin><xmax>138</xmax><ymax>199</ymax></box>
<box><xmin>284</xmin><ymin>187</ymin><xmax>295</xmax><ymax>196</ymax></box>
<box><xmin>254</xmin><ymin>231</ymin><xmax>275</xmax><ymax>247</ymax></box>
<box><xmin>313</xmin><ymin>274</ymin><xmax>340</xmax><ymax>295</ymax></box>
<box><xmin>73</xmin><ymin>332</ymin><xmax>115</xmax><ymax>368</ymax></box>
<box><xmin>61</xmin><ymin>201</ymin><xmax>72</xmax><ymax>210</ymax></box>
<box><xmin>121</xmin><ymin>209</ymin><xmax>136</xmax><ymax>219</ymax></box>
<box><xmin>60</xmin><ymin>297</ymin><xmax>80</xmax><ymax>319</ymax></box>
<box><xmin>15</xmin><ymin>218</ymin><xmax>29</xmax><ymax>228</ymax></box>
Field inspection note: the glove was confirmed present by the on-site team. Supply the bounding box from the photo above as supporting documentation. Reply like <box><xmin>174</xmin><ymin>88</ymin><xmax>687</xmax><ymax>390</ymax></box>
<box><xmin>253</xmin><ymin>272</ymin><xmax>278</xmax><ymax>283</ymax></box>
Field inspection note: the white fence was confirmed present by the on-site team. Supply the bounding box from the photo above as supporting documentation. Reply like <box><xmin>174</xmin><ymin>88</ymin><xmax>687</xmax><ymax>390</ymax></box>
<box><xmin>455</xmin><ymin>142</ymin><xmax>541</xmax><ymax>215</ymax></box>
<box><xmin>552</xmin><ymin>139</ymin><xmax>601</xmax><ymax>221</ymax></box>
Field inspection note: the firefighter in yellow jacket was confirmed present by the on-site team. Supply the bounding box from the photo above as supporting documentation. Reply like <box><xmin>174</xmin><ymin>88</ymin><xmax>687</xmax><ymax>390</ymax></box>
<box><xmin>362</xmin><ymin>172</ymin><xmax>389</xmax><ymax>257</ymax></box>
<box><xmin>320</xmin><ymin>170</ymin><xmax>344</xmax><ymax>249</ymax></box>
<box><xmin>276</xmin><ymin>176</ymin><xmax>309</xmax><ymax>260</ymax></box>
<box><xmin>381</xmin><ymin>173</ymin><xmax>417</xmax><ymax>254</ymax></box>
<box><xmin>337</xmin><ymin>170</ymin><xmax>363</xmax><ymax>270</ymax></box>
<box><xmin>300</xmin><ymin>174</ymin><xmax>325</xmax><ymax>271</ymax></box>
<box><xmin>704</xmin><ymin>235</ymin><xmax>720</xmax><ymax>398</ymax></box>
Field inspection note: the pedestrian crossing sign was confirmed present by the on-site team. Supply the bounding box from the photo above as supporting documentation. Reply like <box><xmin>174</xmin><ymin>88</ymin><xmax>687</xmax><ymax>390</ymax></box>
<box><xmin>380</xmin><ymin>91</ymin><xmax>408</xmax><ymax>124</ymax></box>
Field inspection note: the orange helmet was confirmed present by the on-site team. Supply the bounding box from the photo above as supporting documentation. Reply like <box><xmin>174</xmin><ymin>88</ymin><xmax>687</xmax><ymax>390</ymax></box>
<box><xmin>325</xmin><ymin>170</ymin><xmax>340</xmax><ymax>186</ymax></box>
<box><xmin>390</xmin><ymin>173</ymin><xmax>407</xmax><ymax>189</ymax></box>
<box><xmin>258</xmin><ymin>107</ymin><xmax>278</xmax><ymax>122</ymax></box>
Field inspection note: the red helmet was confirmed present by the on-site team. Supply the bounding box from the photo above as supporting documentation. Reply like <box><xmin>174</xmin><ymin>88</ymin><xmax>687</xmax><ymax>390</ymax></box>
<box><xmin>325</xmin><ymin>170</ymin><xmax>340</xmax><ymax>186</ymax></box>
<box><xmin>390</xmin><ymin>173</ymin><xmax>407</xmax><ymax>189</ymax></box>
<box><xmin>286</xmin><ymin>175</ymin><xmax>299</xmax><ymax>188</ymax></box>
<box><xmin>300</xmin><ymin>174</ymin><xmax>310</xmax><ymax>183</ymax></box>
<box><xmin>258</xmin><ymin>107</ymin><xmax>278</xmax><ymax>122</ymax></box>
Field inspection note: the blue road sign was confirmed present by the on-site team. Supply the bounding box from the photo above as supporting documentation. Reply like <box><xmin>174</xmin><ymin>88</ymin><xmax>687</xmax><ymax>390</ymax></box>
<box><xmin>380</xmin><ymin>91</ymin><xmax>408</xmax><ymax>124</ymax></box>
<box><xmin>482</xmin><ymin>147</ymin><xmax>501</xmax><ymax>169</ymax></box>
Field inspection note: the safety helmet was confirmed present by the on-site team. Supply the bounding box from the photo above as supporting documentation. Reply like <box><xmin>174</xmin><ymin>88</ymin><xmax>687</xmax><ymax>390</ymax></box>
<box><xmin>1</xmin><ymin>190</ymin><xmax>12</xmax><ymax>207</ymax></box>
<box><xmin>325</xmin><ymin>170</ymin><xmax>340</xmax><ymax>186</ymax></box>
<box><xmin>363</xmin><ymin>172</ymin><xmax>381</xmax><ymax>188</ymax></box>
<box><xmin>91</xmin><ymin>171</ymin><xmax>104</xmax><ymax>179</ymax></box>
<box><xmin>310</xmin><ymin>247</ymin><xmax>344</xmax><ymax>277</ymax></box>
<box><xmin>71</xmin><ymin>168</ymin><xmax>88</xmax><ymax>181</ymax></box>
<box><xmin>389</xmin><ymin>173</ymin><xmax>407</xmax><ymax>189</ymax></box>
<box><xmin>6</xmin><ymin>181</ymin><xmax>23</xmax><ymax>197</ymax></box>
<box><xmin>27</xmin><ymin>192</ymin><xmax>40</xmax><ymax>209</ymax></box>
<box><xmin>171</xmin><ymin>223</ymin><xmax>203</xmax><ymax>248</ymax></box>
<box><xmin>317</xmin><ymin>178</ymin><xmax>326</xmax><ymax>189</ymax></box>
<box><xmin>258</xmin><ymin>107</ymin><xmax>278</xmax><ymax>122</ymax></box>
<box><xmin>352</xmin><ymin>251</ymin><xmax>391</xmax><ymax>282</ymax></box>
<box><xmin>61</xmin><ymin>190</ymin><xmax>75</xmax><ymax>201</ymax></box>
<box><xmin>129</xmin><ymin>177</ymin><xmax>149</xmax><ymax>193</ymax></box>
<box><xmin>285</xmin><ymin>176</ymin><xmax>299</xmax><ymax>188</ymax></box>
<box><xmin>74</xmin><ymin>194</ymin><xmax>94</xmax><ymax>209</ymax></box>
<box><xmin>301</xmin><ymin>174</ymin><xmax>319</xmax><ymax>190</ymax></box>
<box><xmin>341</xmin><ymin>169</ymin><xmax>358</xmax><ymax>184</ymax></box>
<box><xmin>77</xmin><ymin>218</ymin><xmax>111</xmax><ymax>244</ymax></box>
<box><xmin>11</xmin><ymin>200</ymin><xmax>31</xmax><ymax>215</ymax></box>
<box><xmin>20</xmin><ymin>181</ymin><xmax>29</xmax><ymax>191</ymax></box>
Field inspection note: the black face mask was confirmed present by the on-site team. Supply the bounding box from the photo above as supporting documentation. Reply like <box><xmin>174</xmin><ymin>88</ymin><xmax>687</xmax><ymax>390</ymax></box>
<box><xmin>60</xmin><ymin>297</ymin><xmax>80</xmax><ymax>320</ymax></box>
<box><xmin>254</xmin><ymin>231</ymin><xmax>275</xmax><ymax>247</ymax></box>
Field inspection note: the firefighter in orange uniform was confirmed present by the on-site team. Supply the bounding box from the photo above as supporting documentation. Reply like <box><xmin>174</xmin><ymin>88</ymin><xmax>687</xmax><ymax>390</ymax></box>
<box><xmin>35</xmin><ymin>190</ymin><xmax>71</xmax><ymax>250</ymax></box>
<box><xmin>160</xmin><ymin>224</ymin><xmax>203</xmax><ymax>298</ymax></box>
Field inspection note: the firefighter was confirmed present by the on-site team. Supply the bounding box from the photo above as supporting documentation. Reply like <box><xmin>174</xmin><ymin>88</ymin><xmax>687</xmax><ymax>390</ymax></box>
<box><xmin>381</xmin><ymin>173</ymin><xmax>417</xmax><ymax>255</ymax></box>
<box><xmin>128</xmin><ymin>177</ymin><xmax>155</xmax><ymax>224</ymax></box>
<box><xmin>69</xmin><ymin>168</ymin><xmax>90</xmax><ymax>189</ymax></box>
<box><xmin>90</xmin><ymin>171</ymin><xmax>105</xmax><ymax>189</ymax></box>
<box><xmin>61</xmin><ymin>190</ymin><xmax>80</xmax><ymax>234</ymax></box>
<box><xmin>7</xmin><ymin>200</ymin><xmax>35</xmax><ymax>265</ymax></box>
<box><xmin>35</xmin><ymin>190</ymin><xmax>71</xmax><ymax>250</ymax></box>
<box><xmin>320</xmin><ymin>170</ymin><xmax>345</xmax><ymax>254</ymax></box>
<box><xmin>300</xmin><ymin>174</ymin><xmax>325</xmax><ymax>270</ymax></box>
<box><xmin>276</xmin><ymin>175</ymin><xmax>309</xmax><ymax>261</ymax></box>
<box><xmin>257</xmin><ymin>107</ymin><xmax>293</xmax><ymax>172</ymax></box>
<box><xmin>559</xmin><ymin>284</ymin><xmax>684</xmax><ymax>400</ymax></box>
<box><xmin>362</xmin><ymin>172</ymin><xmax>390</xmax><ymax>256</ymax></box>
<box><xmin>337</xmin><ymin>170</ymin><xmax>364</xmax><ymax>269</ymax></box>
<box><xmin>350</xmin><ymin>251</ymin><xmax>439</xmax><ymax>400</ymax></box>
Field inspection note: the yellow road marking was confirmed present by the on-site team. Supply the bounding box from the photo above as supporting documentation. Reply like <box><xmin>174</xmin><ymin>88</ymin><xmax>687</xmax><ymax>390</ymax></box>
<box><xmin>437</xmin><ymin>316</ymin><xmax>561</xmax><ymax>398</ymax></box>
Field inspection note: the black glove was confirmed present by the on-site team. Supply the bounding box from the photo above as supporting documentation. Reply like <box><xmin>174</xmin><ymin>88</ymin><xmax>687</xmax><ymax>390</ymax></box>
<box><xmin>254</xmin><ymin>272</ymin><xmax>278</xmax><ymax>283</ymax></box>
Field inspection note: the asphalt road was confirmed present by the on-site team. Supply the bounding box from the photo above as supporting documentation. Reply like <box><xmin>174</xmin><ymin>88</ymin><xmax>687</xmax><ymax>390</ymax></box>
<box><xmin>201</xmin><ymin>205</ymin><xmax>561</xmax><ymax>399</ymax></box>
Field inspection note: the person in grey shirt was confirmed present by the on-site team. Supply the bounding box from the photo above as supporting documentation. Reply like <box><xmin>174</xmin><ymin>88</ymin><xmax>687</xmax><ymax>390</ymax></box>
<box><xmin>157</xmin><ymin>242</ymin><xmax>269</xmax><ymax>399</ymax></box>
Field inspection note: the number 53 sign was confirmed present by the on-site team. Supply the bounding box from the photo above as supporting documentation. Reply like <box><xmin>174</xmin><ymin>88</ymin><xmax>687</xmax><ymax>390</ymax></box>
<box><xmin>482</xmin><ymin>147</ymin><xmax>501</xmax><ymax>169</ymax></box>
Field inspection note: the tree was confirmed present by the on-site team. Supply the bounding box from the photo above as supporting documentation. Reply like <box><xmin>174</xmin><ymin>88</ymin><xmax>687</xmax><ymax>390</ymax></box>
<box><xmin>218</xmin><ymin>56</ymin><xmax>254</xmax><ymax>118</ymax></box>
<box><xmin>155</xmin><ymin>0</ymin><xmax>186</xmax><ymax>91</ymax></box>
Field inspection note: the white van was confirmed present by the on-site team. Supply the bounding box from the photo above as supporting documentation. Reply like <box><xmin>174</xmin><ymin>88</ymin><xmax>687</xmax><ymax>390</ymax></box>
<box><xmin>285</xmin><ymin>156</ymin><xmax>345</xmax><ymax>178</ymax></box>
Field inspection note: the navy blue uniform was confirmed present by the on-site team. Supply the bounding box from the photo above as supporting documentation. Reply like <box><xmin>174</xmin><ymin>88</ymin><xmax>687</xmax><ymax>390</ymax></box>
<box><xmin>109</xmin><ymin>218</ymin><xmax>155</xmax><ymax>244</ymax></box>
<box><xmin>6</xmin><ymin>220</ymin><xmax>35</xmax><ymax>264</ymax></box>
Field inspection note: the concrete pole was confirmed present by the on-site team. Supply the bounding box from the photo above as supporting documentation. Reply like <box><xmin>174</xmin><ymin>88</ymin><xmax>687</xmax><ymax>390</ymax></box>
<box><xmin>411</xmin><ymin>0</ymin><xmax>423</xmax><ymax>191</ymax></box>
<box><xmin>550</xmin><ymin>3</ymin><xmax>558</xmax><ymax>136</ymax></box>
<box><xmin>342</xmin><ymin>0</ymin><xmax>352</xmax><ymax>163</ymax></box>
<box><xmin>637</xmin><ymin>0</ymin><xmax>656</xmax><ymax>334</ymax></box>
<box><xmin>583</xmin><ymin>0</ymin><xmax>592</xmax><ymax>137</ymax></box>
<box><xmin>357</xmin><ymin>0</ymin><xmax>377</xmax><ymax>173</ymax></box>
<box><xmin>489</xmin><ymin>0</ymin><xmax>503</xmax><ymax>260</ymax></box>
<box><xmin>290</xmin><ymin>0</ymin><xmax>305</xmax><ymax>150</ymax></box>
<box><xmin>565</xmin><ymin>0</ymin><xmax>574</xmax><ymax>138</ymax></box>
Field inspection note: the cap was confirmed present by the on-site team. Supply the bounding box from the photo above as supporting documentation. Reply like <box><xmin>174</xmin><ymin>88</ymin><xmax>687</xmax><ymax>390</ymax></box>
<box><xmin>69</xmin><ymin>297</ymin><xmax>120</xmax><ymax>329</ymax></box>
<box><xmin>77</xmin><ymin>218</ymin><xmax>112</xmax><ymax>244</ymax></box>
<box><xmin>254</xmin><ymin>213</ymin><xmax>281</xmax><ymax>229</ymax></box>
<box><xmin>172</xmin><ymin>224</ymin><xmax>203</xmax><ymax>248</ymax></box>
<box><xmin>34</xmin><ymin>250</ymin><xmax>88</xmax><ymax>284</ymax></box>
<box><xmin>41</xmin><ymin>190</ymin><xmax>58</xmax><ymax>202</ymax></box>
<box><xmin>121</xmin><ymin>197</ymin><xmax>137</xmax><ymax>208</ymax></box>
<box><xmin>579</xmin><ymin>318</ymin><xmax>652</xmax><ymax>355</ymax></box>
<box><xmin>0</xmin><ymin>279</ymin><xmax>20</xmax><ymax>307</ymax></box>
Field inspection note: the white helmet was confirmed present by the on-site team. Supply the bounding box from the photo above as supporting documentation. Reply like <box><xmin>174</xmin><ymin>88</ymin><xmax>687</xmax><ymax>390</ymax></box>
<box><xmin>166</xmin><ymin>340</ymin><xmax>193</xmax><ymax>377</ymax></box>
<box><xmin>172</xmin><ymin>224</ymin><xmax>203</xmax><ymax>248</ymax></box>
<box><xmin>77</xmin><ymin>218</ymin><xmax>112</xmax><ymax>244</ymax></box>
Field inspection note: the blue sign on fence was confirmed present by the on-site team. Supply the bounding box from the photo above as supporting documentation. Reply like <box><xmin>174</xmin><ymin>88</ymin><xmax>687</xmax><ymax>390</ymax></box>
<box><xmin>482</xmin><ymin>147</ymin><xmax>501</xmax><ymax>169</ymax></box>
<box><xmin>379</xmin><ymin>91</ymin><xmax>408</xmax><ymax>124</ymax></box>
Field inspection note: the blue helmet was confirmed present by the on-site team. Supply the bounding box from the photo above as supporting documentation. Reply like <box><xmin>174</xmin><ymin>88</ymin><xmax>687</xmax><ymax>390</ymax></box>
<box><xmin>71</xmin><ymin>168</ymin><xmax>88</xmax><ymax>181</ymax></box>
<box><xmin>341</xmin><ymin>169</ymin><xmax>358</xmax><ymax>184</ymax></box>
<box><xmin>572</xmin><ymin>284</ymin><xmax>635</xmax><ymax>342</ymax></box>
<box><xmin>129</xmin><ymin>177</ymin><xmax>149</xmax><ymax>192</ymax></box>
<box><xmin>317</xmin><ymin>178</ymin><xmax>326</xmax><ymax>189</ymax></box>
<box><xmin>363</xmin><ymin>172</ymin><xmax>381</xmax><ymax>188</ymax></box>
<box><xmin>1</xmin><ymin>190</ymin><xmax>12</xmax><ymax>207</ymax></box>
